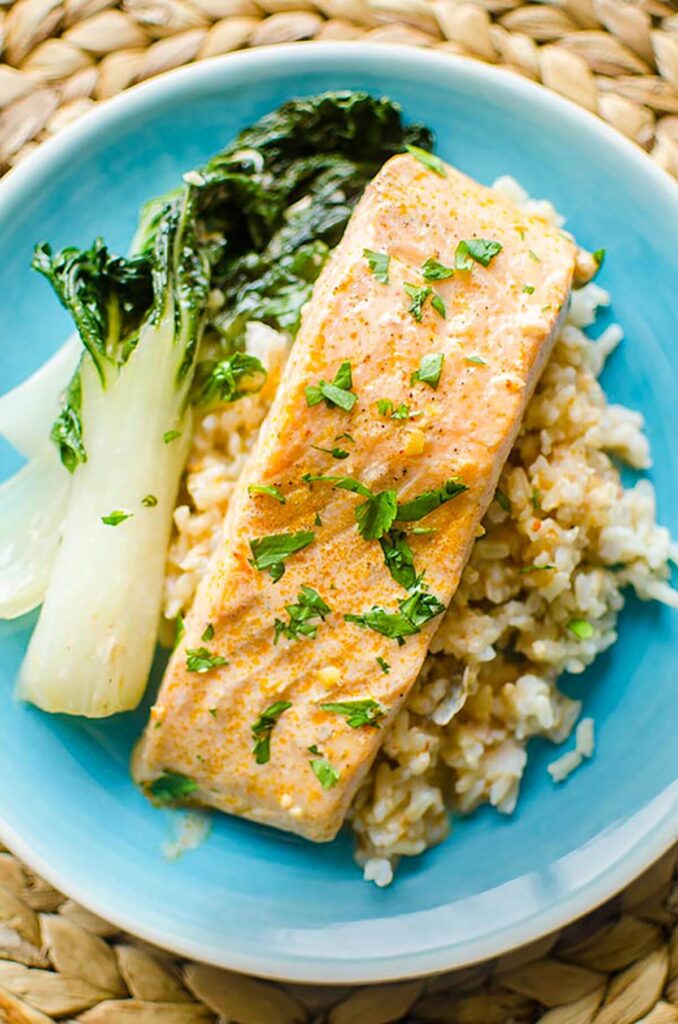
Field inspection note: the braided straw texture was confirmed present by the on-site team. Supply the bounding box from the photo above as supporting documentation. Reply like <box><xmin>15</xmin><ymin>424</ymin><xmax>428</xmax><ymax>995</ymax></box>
<box><xmin>0</xmin><ymin>1</ymin><xmax>676</xmax><ymax>1017</ymax></box>
<box><xmin>0</xmin><ymin>0</ymin><xmax>676</xmax><ymax>174</ymax></box>
<box><xmin>0</xmin><ymin>842</ymin><xmax>674</xmax><ymax>1023</ymax></box>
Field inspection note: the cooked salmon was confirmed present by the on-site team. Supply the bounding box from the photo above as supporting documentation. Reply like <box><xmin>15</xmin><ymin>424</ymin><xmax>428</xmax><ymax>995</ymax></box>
<box><xmin>133</xmin><ymin>153</ymin><xmax>576</xmax><ymax>841</ymax></box>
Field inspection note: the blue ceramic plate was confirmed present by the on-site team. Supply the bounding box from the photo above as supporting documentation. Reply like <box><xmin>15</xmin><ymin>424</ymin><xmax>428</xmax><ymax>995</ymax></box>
<box><xmin>0</xmin><ymin>45</ymin><xmax>676</xmax><ymax>984</ymax></box>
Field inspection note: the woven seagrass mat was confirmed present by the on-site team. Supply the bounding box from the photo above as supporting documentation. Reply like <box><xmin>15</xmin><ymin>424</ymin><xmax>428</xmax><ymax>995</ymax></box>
<box><xmin>1</xmin><ymin>0</ymin><xmax>677</xmax><ymax>1018</ymax></box>
<box><xmin>0</xmin><ymin>0</ymin><xmax>677</xmax><ymax>174</ymax></box>
<box><xmin>0</xmin><ymin>841</ymin><xmax>674</xmax><ymax>1022</ymax></box>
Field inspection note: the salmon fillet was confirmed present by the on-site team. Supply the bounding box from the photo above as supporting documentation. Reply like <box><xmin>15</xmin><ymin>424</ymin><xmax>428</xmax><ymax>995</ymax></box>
<box><xmin>133</xmin><ymin>153</ymin><xmax>576</xmax><ymax>842</ymax></box>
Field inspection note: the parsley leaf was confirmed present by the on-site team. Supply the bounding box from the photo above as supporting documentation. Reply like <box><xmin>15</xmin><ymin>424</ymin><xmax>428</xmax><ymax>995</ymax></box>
<box><xmin>249</xmin><ymin>530</ymin><xmax>315</xmax><ymax>582</ymax></box>
<box><xmin>411</xmin><ymin>352</ymin><xmax>444</xmax><ymax>389</ymax></box>
<box><xmin>495</xmin><ymin>488</ymin><xmax>511</xmax><ymax>513</ymax></box>
<box><xmin>302</xmin><ymin>473</ymin><xmax>372</xmax><ymax>497</ymax></box>
<box><xmin>309</xmin><ymin>753</ymin><xmax>340</xmax><ymax>790</ymax></box>
<box><xmin>303</xmin><ymin>474</ymin><xmax>396</xmax><ymax>541</ymax></box>
<box><xmin>376</xmin><ymin>656</ymin><xmax>390</xmax><ymax>674</ymax></box>
<box><xmin>404</xmin><ymin>282</ymin><xmax>432</xmax><ymax>322</ymax></box>
<box><xmin>377</xmin><ymin>399</ymin><xmax>411</xmax><ymax>420</ymax></box>
<box><xmin>345</xmin><ymin>579</ymin><xmax>445</xmax><ymax>644</ymax></box>
<box><xmin>519</xmin><ymin>563</ymin><xmax>556</xmax><ymax>575</ymax></box>
<box><xmin>355</xmin><ymin>489</ymin><xmax>398</xmax><ymax>541</ymax></box>
<box><xmin>405</xmin><ymin>144</ymin><xmax>446</xmax><ymax>177</ymax></box>
<box><xmin>396</xmin><ymin>478</ymin><xmax>468</xmax><ymax>522</ymax></box>
<box><xmin>248</xmin><ymin>484</ymin><xmax>286</xmax><ymax>504</ymax></box>
<box><xmin>163</xmin><ymin>429</ymin><xmax>181</xmax><ymax>444</ymax></box>
<box><xmin>193</xmin><ymin>352</ymin><xmax>267</xmax><ymax>407</ymax></box>
<box><xmin>186</xmin><ymin>646</ymin><xmax>228</xmax><ymax>672</ymax></box>
<box><xmin>455</xmin><ymin>238</ymin><xmax>503</xmax><ymax>270</ymax></box>
<box><xmin>465</xmin><ymin>354</ymin><xmax>486</xmax><ymax>366</ymax></box>
<box><xmin>149</xmin><ymin>771</ymin><xmax>197</xmax><ymax>805</ymax></box>
<box><xmin>201</xmin><ymin>623</ymin><xmax>214</xmax><ymax>642</ymax></box>
<box><xmin>101</xmin><ymin>509</ymin><xmax>132</xmax><ymax>526</ymax></box>
<box><xmin>274</xmin><ymin>585</ymin><xmax>331</xmax><ymax>643</ymax></box>
<box><xmin>141</xmin><ymin>494</ymin><xmax>158</xmax><ymax>507</ymax></box>
<box><xmin>380</xmin><ymin>529</ymin><xmax>417</xmax><ymax>589</ymax></box>
<box><xmin>592</xmin><ymin>248</ymin><xmax>606</xmax><ymax>269</ymax></box>
<box><xmin>522</xmin><ymin>284</ymin><xmax>535</xmax><ymax>294</ymax></box>
<box><xmin>421</xmin><ymin>256</ymin><xmax>454</xmax><ymax>281</ymax></box>
<box><xmin>431</xmin><ymin>294</ymin><xmax>446</xmax><ymax>318</ymax></box>
<box><xmin>174</xmin><ymin>613</ymin><xmax>185</xmax><ymax>649</ymax></box>
<box><xmin>312</xmin><ymin>444</ymin><xmax>350</xmax><ymax>460</ymax></box>
<box><xmin>306</xmin><ymin>360</ymin><xmax>357</xmax><ymax>412</ymax></box>
<box><xmin>321</xmin><ymin>698</ymin><xmax>386</xmax><ymax>729</ymax></box>
<box><xmin>528</xmin><ymin>249</ymin><xmax>540</xmax><ymax>263</ymax></box>
<box><xmin>567</xmin><ymin>618</ymin><xmax>594</xmax><ymax>640</ymax></box>
<box><xmin>251</xmin><ymin>701</ymin><xmax>292</xmax><ymax>765</ymax></box>
<box><xmin>363</xmin><ymin>248</ymin><xmax>391</xmax><ymax>284</ymax></box>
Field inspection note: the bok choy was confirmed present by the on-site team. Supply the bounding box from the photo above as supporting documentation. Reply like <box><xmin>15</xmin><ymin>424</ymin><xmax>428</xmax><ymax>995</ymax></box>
<box><xmin>10</xmin><ymin>90</ymin><xmax>432</xmax><ymax>717</ymax></box>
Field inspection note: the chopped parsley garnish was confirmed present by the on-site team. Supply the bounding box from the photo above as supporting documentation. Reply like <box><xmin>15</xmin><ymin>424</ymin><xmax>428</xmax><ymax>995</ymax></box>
<box><xmin>522</xmin><ymin>284</ymin><xmax>535</xmax><ymax>295</ymax></box>
<box><xmin>455</xmin><ymin>238</ymin><xmax>503</xmax><ymax>270</ymax></box>
<box><xmin>378</xmin><ymin>399</ymin><xmax>411</xmax><ymax>419</ymax></box>
<box><xmin>321</xmin><ymin>698</ymin><xmax>386</xmax><ymax>729</ymax></box>
<box><xmin>163</xmin><ymin>429</ymin><xmax>182</xmax><ymax>444</ymax></box>
<box><xmin>141</xmin><ymin>494</ymin><xmax>158</xmax><ymax>507</ymax></box>
<box><xmin>531</xmin><ymin>488</ymin><xmax>542</xmax><ymax>512</ymax></box>
<box><xmin>376</xmin><ymin>656</ymin><xmax>390</xmax><ymax>674</ymax></box>
<box><xmin>404</xmin><ymin>282</ymin><xmax>432</xmax><ymax>322</ymax></box>
<box><xmin>208</xmin><ymin>707</ymin><xmax>217</xmax><ymax>718</ymax></box>
<box><xmin>303</xmin><ymin>473</ymin><xmax>372</xmax><ymax>497</ymax></box>
<box><xmin>101</xmin><ymin>510</ymin><xmax>132</xmax><ymax>526</ymax></box>
<box><xmin>345</xmin><ymin>579</ymin><xmax>445</xmax><ymax>645</ymax></box>
<box><xmin>174</xmin><ymin>613</ymin><xmax>185</xmax><ymax>649</ymax></box>
<box><xmin>274</xmin><ymin>585</ymin><xmax>331</xmax><ymax>643</ymax></box>
<box><xmin>495</xmin><ymin>488</ymin><xmax>511</xmax><ymax>513</ymax></box>
<box><xmin>201</xmin><ymin>623</ymin><xmax>214</xmax><ymax>642</ymax></box>
<box><xmin>411</xmin><ymin>526</ymin><xmax>437</xmax><ymax>535</ymax></box>
<box><xmin>335</xmin><ymin>432</ymin><xmax>355</xmax><ymax>444</ymax></box>
<box><xmin>363</xmin><ymin>248</ymin><xmax>391</xmax><ymax>284</ymax></box>
<box><xmin>465</xmin><ymin>354</ymin><xmax>486</xmax><ymax>366</ymax></box>
<box><xmin>567</xmin><ymin>618</ymin><xmax>594</xmax><ymax>640</ymax></box>
<box><xmin>356</xmin><ymin>490</ymin><xmax>398</xmax><ymax>541</ymax></box>
<box><xmin>149</xmin><ymin>771</ymin><xmax>197</xmax><ymax>805</ymax></box>
<box><xmin>309</xmin><ymin>751</ymin><xmax>340</xmax><ymax>790</ymax></box>
<box><xmin>303</xmin><ymin>474</ymin><xmax>396</xmax><ymax>541</ymax></box>
<box><xmin>593</xmin><ymin>248</ymin><xmax>606</xmax><ymax>269</ymax></box>
<box><xmin>251</xmin><ymin>701</ymin><xmax>292</xmax><ymax>765</ymax></box>
<box><xmin>312</xmin><ymin>444</ymin><xmax>350</xmax><ymax>460</ymax></box>
<box><xmin>248</xmin><ymin>484</ymin><xmax>286</xmax><ymax>504</ymax></box>
<box><xmin>306</xmin><ymin>360</ymin><xmax>357</xmax><ymax>412</ymax></box>
<box><xmin>421</xmin><ymin>256</ymin><xmax>454</xmax><ymax>281</ymax></box>
<box><xmin>249</xmin><ymin>530</ymin><xmax>315</xmax><ymax>582</ymax></box>
<box><xmin>194</xmin><ymin>352</ymin><xmax>267</xmax><ymax>406</ymax></box>
<box><xmin>528</xmin><ymin>249</ymin><xmax>540</xmax><ymax>262</ymax></box>
<box><xmin>405</xmin><ymin>144</ymin><xmax>446</xmax><ymax>177</ymax></box>
<box><xmin>186</xmin><ymin>647</ymin><xmax>228</xmax><ymax>673</ymax></box>
<box><xmin>519</xmin><ymin>563</ymin><xmax>556</xmax><ymax>575</ymax></box>
<box><xmin>380</xmin><ymin>529</ymin><xmax>416</xmax><ymax>589</ymax></box>
<box><xmin>431</xmin><ymin>293</ymin><xmax>446</xmax><ymax>318</ymax></box>
<box><xmin>304</xmin><ymin>474</ymin><xmax>466</xmax><ymax>543</ymax></box>
<box><xmin>396</xmin><ymin>478</ymin><xmax>468</xmax><ymax>522</ymax></box>
<box><xmin>314</xmin><ymin>512</ymin><xmax>323</xmax><ymax>527</ymax></box>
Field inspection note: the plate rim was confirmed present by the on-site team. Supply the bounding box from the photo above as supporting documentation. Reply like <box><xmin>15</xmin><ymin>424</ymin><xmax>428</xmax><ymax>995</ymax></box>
<box><xmin>0</xmin><ymin>41</ymin><xmax>677</xmax><ymax>984</ymax></box>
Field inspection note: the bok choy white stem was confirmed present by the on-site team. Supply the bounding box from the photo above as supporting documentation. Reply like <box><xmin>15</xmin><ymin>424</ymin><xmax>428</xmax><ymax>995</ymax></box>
<box><xmin>19</xmin><ymin>187</ymin><xmax>208</xmax><ymax>716</ymax></box>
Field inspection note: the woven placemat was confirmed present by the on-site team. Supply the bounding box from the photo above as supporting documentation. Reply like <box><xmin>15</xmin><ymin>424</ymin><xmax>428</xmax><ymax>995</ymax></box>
<box><xmin>0</xmin><ymin>1</ymin><xmax>677</xmax><ymax>1019</ymax></box>
<box><xmin>0</xmin><ymin>841</ymin><xmax>675</xmax><ymax>1022</ymax></box>
<box><xmin>0</xmin><ymin>0</ymin><xmax>677</xmax><ymax>175</ymax></box>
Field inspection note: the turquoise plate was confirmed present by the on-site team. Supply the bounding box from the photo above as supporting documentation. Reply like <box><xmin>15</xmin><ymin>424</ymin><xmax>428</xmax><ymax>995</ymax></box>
<box><xmin>0</xmin><ymin>45</ymin><xmax>676</xmax><ymax>983</ymax></box>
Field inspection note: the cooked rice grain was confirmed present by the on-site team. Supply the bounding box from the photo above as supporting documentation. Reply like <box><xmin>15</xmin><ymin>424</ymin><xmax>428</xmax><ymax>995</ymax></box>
<box><xmin>162</xmin><ymin>185</ymin><xmax>677</xmax><ymax>884</ymax></box>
